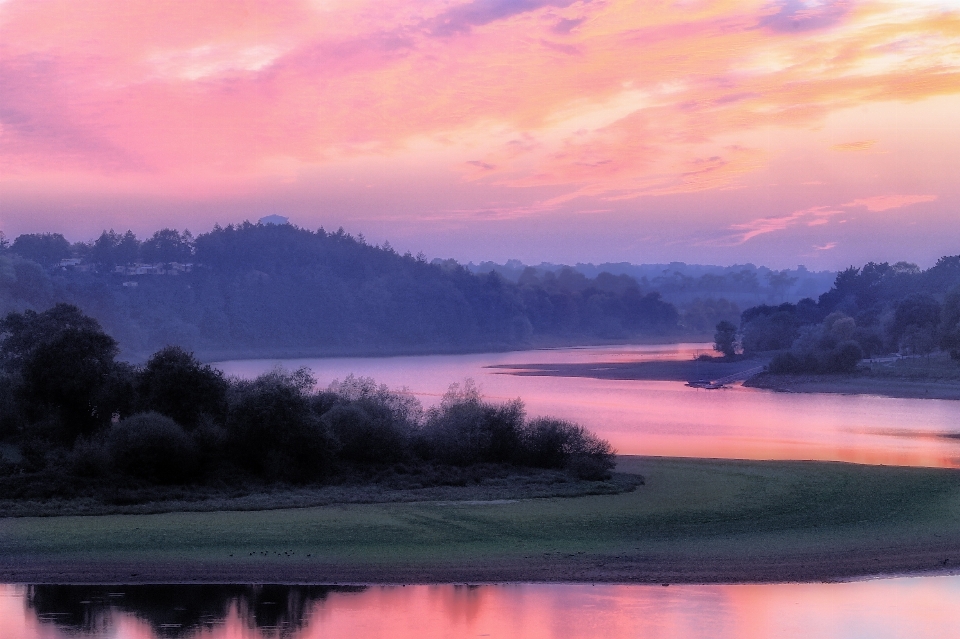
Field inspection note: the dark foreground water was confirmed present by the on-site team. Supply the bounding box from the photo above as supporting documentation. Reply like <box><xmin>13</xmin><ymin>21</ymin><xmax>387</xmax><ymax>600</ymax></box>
<box><xmin>4</xmin><ymin>579</ymin><xmax>960</xmax><ymax>638</ymax></box>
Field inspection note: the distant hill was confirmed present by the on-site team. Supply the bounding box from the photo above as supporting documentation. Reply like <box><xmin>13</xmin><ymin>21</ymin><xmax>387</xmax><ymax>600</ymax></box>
<box><xmin>464</xmin><ymin>260</ymin><xmax>836</xmax><ymax>307</ymax></box>
<box><xmin>736</xmin><ymin>258</ymin><xmax>960</xmax><ymax>374</ymax></box>
<box><xmin>1</xmin><ymin>223</ymin><xmax>691</xmax><ymax>360</ymax></box>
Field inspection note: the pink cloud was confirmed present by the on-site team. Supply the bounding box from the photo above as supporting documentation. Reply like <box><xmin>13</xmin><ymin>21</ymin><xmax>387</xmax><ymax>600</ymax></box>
<box><xmin>831</xmin><ymin>139</ymin><xmax>876</xmax><ymax>152</ymax></box>
<box><xmin>715</xmin><ymin>205</ymin><xmax>843</xmax><ymax>245</ymax></box>
<box><xmin>0</xmin><ymin>0</ymin><xmax>959</xmax><ymax>267</ymax></box>
<box><xmin>844</xmin><ymin>194</ymin><xmax>938</xmax><ymax>212</ymax></box>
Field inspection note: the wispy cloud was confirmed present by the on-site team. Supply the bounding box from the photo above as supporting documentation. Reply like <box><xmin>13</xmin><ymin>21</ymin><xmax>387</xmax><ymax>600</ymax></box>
<box><xmin>844</xmin><ymin>194</ymin><xmax>938</xmax><ymax>211</ymax></box>
<box><xmin>831</xmin><ymin>139</ymin><xmax>876</xmax><ymax>151</ymax></box>
<box><xmin>759</xmin><ymin>0</ymin><xmax>852</xmax><ymax>33</ymax></box>
<box><xmin>0</xmin><ymin>0</ymin><xmax>958</xmax><ymax>252</ymax></box>
<box><xmin>708</xmin><ymin>205</ymin><xmax>844</xmax><ymax>245</ymax></box>
<box><xmin>424</xmin><ymin>0</ymin><xmax>577</xmax><ymax>36</ymax></box>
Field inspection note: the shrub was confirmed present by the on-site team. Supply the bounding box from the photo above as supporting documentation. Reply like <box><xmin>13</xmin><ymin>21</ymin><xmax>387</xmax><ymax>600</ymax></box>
<box><xmin>421</xmin><ymin>382</ymin><xmax>525</xmax><ymax>465</ymax></box>
<box><xmin>322</xmin><ymin>402</ymin><xmax>412</xmax><ymax>464</ymax></box>
<box><xmin>823</xmin><ymin>340</ymin><xmax>864</xmax><ymax>373</ymax></box>
<box><xmin>68</xmin><ymin>436</ymin><xmax>112</xmax><ymax>478</ymax></box>
<box><xmin>521</xmin><ymin>418</ymin><xmax>616</xmax><ymax>479</ymax></box>
<box><xmin>136</xmin><ymin>346</ymin><xmax>228</xmax><ymax>430</ymax></box>
<box><xmin>226</xmin><ymin>369</ymin><xmax>334</xmax><ymax>482</ymax></box>
<box><xmin>109</xmin><ymin>412</ymin><xmax>199</xmax><ymax>484</ymax></box>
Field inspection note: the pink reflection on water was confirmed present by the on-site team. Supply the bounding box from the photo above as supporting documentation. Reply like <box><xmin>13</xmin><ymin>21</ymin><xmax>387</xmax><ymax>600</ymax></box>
<box><xmin>215</xmin><ymin>346</ymin><xmax>960</xmax><ymax>468</ymax></box>
<box><xmin>6</xmin><ymin>579</ymin><xmax>960</xmax><ymax>639</ymax></box>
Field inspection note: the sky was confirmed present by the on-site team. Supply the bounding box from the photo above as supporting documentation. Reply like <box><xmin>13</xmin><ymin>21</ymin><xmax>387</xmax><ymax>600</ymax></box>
<box><xmin>1</xmin><ymin>0</ymin><xmax>959</xmax><ymax>270</ymax></box>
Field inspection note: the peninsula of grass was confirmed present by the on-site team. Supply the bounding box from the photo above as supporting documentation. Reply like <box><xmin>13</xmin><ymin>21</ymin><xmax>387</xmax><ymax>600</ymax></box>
<box><xmin>4</xmin><ymin>456</ymin><xmax>960</xmax><ymax>585</ymax></box>
<box><xmin>495</xmin><ymin>350</ymin><xmax>960</xmax><ymax>401</ymax></box>
<box><xmin>745</xmin><ymin>352</ymin><xmax>960</xmax><ymax>400</ymax></box>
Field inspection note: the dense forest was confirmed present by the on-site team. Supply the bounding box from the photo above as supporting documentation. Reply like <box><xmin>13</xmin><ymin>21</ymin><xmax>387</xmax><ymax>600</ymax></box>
<box><xmin>734</xmin><ymin>258</ymin><xmax>960</xmax><ymax>373</ymax></box>
<box><xmin>0</xmin><ymin>223</ymin><xmax>686</xmax><ymax>360</ymax></box>
<box><xmin>468</xmin><ymin>260</ymin><xmax>835</xmax><ymax>308</ymax></box>
<box><xmin>0</xmin><ymin>304</ymin><xmax>615</xmax><ymax>495</ymax></box>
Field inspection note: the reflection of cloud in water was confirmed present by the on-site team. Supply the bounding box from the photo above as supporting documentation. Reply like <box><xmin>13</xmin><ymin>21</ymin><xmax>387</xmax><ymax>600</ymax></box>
<box><xmin>844</xmin><ymin>427</ymin><xmax>960</xmax><ymax>442</ymax></box>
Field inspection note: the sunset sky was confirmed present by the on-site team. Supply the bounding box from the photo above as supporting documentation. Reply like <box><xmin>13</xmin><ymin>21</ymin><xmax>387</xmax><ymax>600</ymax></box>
<box><xmin>1</xmin><ymin>0</ymin><xmax>959</xmax><ymax>269</ymax></box>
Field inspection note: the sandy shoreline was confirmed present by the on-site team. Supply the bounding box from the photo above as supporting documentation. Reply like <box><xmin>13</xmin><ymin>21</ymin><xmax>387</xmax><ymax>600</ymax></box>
<box><xmin>2</xmin><ymin>544</ymin><xmax>960</xmax><ymax>585</ymax></box>
<box><xmin>493</xmin><ymin>358</ymin><xmax>960</xmax><ymax>401</ymax></box>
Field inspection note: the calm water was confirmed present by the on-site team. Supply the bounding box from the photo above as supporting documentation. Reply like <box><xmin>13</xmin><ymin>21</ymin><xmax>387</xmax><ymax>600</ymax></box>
<box><xmin>4</xmin><ymin>579</ymin><xmax>960</xmax><ymax>639</ymax></box>
<box><xmin>216</xmin><ymin>344</ymin><xmax>960</xmax><ymax>468</ymax></box>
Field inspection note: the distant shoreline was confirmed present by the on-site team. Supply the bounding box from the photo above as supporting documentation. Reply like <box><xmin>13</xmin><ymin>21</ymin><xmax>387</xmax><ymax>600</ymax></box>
<box><xmin>489</xmin><ymin>355</ymin><xmax>960</xmax><ymax>401</ymax></box>
<box><xmin>3</xmin><ymin>457</ymin><xmax>960</xmax><ymax>585</ymax></box>
<box><xmin>184</xmin><ymin>335</ymin><xmax>710</xmax><ymax>366</ymax></box>
<box><xmin>744</xmin><ymin>371</ymin><xmax>960</xmax><ymax>401</ymax></box>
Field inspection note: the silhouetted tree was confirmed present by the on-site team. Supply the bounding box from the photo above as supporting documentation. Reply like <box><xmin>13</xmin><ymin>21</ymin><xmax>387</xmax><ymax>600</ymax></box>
<box><xmin>0</xmin><ymin>304</ymin><xmax>126</xmax><ymax>441</ymax></box>
<box><xmin>941</xmin><ymin>287</ymin><xmax>960</xmax><ymax>361</ymax></box>
<box><xmin>713</xmin><ymin>320</ymin><xmax>738</xmax><ymax>358</ymax></box>
<box><xmin>740</xmin><ymin>304</ymin><xmax>804</xmax><ymax>353</ymax></box>
<box><xmin>141</xmin><ymin>229</ymin><xmax>193</xmax><ymax>264</ymax></box>
<box><xmin>227</xmin><ymin>368</ymin><xmax>334</xmax><ymax>482</ymax></box>
<box><xmin>109</xmin><ymin>412</ymin><xmax>199</xmax><ymax>484</ymax></box>
<box><xmin>11</xmin><ymin>233</ymin><xmax>71</xmax><ymax>267</ymax></box>
<box><xmin>889</xmin><ymin>294</ymin><xmax>941</xmax><ymax>353</ymax></box>
<box><xmin>136</xmin><ymin>346</ymin><xmax>228</xmax><ymax>430</ymax></box>
<box><xmin>91</xmin><ymin>230</ymin><xmax>140</xmax><ymax>270</ymax></box>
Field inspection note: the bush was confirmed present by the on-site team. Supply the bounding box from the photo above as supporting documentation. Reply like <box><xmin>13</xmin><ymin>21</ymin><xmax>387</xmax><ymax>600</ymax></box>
<box><xmin>109</xmin><ymin>412</ymin><xmax>199</xmax><ymax>484</ymax></box>
<box><xmin>823</xmin><ymin>340</ymin><xmax>864</xmax><ymax>373</ymax></box>
<box><xmin>521</xmin><ymin>418</ymin><xmax>616</xmax><ymax>479</ymax></box>
<box><xmin>227</xmin><ymin>369</ymin><xmax>334</xmax><ymax>482</ymax></box>
<box><xmin>68</xmin><ymin>437</ymin><xmax>112</xmax><ymax>478</ymax></box>
<box><xmin>322</xmin><ymin>403</ymin><xmax>412</xmax><ymax>464</ymax></box>
<box><xmin>421</xmin><ymin>382</ymin><xmax>525</xmax><ymax>465</ymax></box>
<box><xmin>136</xmin><ymin>346</ymin><xmax>228</xmax><ymax>430</ymax></box>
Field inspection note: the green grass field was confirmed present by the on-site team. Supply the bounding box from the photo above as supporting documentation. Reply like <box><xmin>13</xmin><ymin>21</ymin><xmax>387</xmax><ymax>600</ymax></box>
<box><xmin>3</xmin><ymin>456</ymin><xmax>960</xmax><ymax>583</ymax></box>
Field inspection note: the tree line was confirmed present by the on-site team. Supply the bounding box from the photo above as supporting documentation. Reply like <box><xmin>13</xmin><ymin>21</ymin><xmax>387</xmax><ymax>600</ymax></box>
<box><xmin>720</xmin><ymin>257</ymin><xmax>960</xmax><ymax>373</ymax></box>
<box><xmin>0</xmin><ymin>223</ymin><xmax>683</xmax><ymax>359</ymax></box>
<box><xmin>0</xmin><ymin>304</ymin><xmax>615</xmax><ymax>496</ymax></box>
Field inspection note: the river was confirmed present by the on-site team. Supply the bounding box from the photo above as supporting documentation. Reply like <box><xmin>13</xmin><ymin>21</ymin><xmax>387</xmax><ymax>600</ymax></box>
<box><xmin>7</xmin><ymin>344</ymin><xmax>960</xmax><ymax>638</ymax></box>
<box><xmin>216</xmin><ymin>343</ymin><xmax>960</xmax><ymax>468</ymax></box>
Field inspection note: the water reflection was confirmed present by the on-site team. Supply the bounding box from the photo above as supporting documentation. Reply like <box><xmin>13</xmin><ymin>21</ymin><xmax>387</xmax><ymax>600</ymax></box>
<box><xmin>5</xmin><ymin>578</ymin><xmax>960</xmax><ymax>638</ymax></box>
<box><xmin>215</xmin><ymin>344</ymin><xmax>960</xmax><ymax>468</ymax></box>
<box><xmin>21</xmin><ymin>585</ymin><xmax>361</xmax><ymax>637</ymax></box>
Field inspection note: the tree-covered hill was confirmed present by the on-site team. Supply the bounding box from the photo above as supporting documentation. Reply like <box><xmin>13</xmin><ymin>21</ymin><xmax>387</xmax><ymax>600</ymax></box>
<box><xmin>0</xmin><ymin>223</ymin><xmax>681</xmax><ymax>359</ymax></box>
<box><xmin>736</xmin><ymin>257</ymin><xmax>960</xmax><ymax>374</ymax></box>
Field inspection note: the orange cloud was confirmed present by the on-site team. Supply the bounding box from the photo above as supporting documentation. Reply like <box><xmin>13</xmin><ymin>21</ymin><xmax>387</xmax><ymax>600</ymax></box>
<box><xmin>0</xmin><ymin>0</ymin><xmax>958</xmax><ymax>244</ymax></box>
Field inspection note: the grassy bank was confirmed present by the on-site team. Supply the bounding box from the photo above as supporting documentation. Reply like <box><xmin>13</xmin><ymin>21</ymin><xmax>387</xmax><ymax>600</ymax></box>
<box><xmin>3</xmin><ymin>457</ymin><xmax>960</xmax><ymax>584</ymax></box>
<box><xmin>746</xmin><ymin>352</ymin><xmax>960</xmax><ymax>400</ymax></box>
<box><xmin>0</xmin><ymin>467</ymin><xmax>640</xmax><ymax>518</ymax></box>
